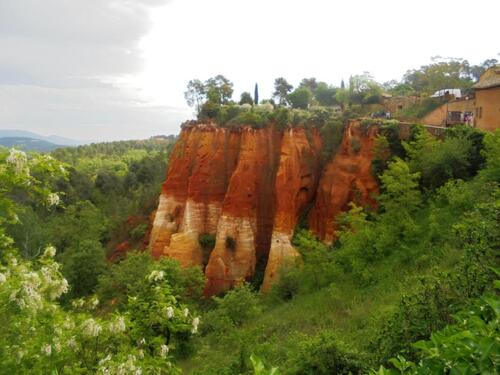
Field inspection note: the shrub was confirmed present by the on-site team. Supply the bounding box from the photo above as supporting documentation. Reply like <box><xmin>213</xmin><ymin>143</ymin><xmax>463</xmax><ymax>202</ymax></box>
<box><xmin>217</xmin><ymin>104</ymin><xmax>242</xmax><ymax>125</ymax></box>
<box><xmin>287</xmin><ymin>332</ymin><xmax>368</xmax><ymax>374</ymax></box>
<box><xmin>320</xmin><ymin>117</ymin><xmax>344</xmax><ymax>160</ymax></box>
<box><xmin>270</xmin><ymin>264</ymin><xmax>302</xmax><ymax>301</ymax></box>
<box><xmin>268</xmin><ymin>107</ymin><xmax>290</xmax><ymax>130</ymax></box>
<box><xmin>130</xmin><ymin>223</ymin><xmax>148</xmax><ymax>241</ymax></box>
<box><xmin>204</xmin><ymin>284</ymin><xmax>261</xmax><ymax>331</ymax></box>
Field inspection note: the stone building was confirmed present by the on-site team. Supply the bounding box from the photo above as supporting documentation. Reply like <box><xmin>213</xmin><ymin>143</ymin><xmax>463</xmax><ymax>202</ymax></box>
<box><xmin>423</xmin><ymin>97</ymin><xmax>475</xmax><ymax>127</ymax></box>
<box><xmin>473</xmin><ymin>66</ymin><xmax>500</xmax><ymax>131</ymax></box>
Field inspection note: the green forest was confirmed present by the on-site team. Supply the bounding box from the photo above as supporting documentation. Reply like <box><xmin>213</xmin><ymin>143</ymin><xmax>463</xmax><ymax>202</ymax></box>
<box><xmin>1</xmin><ymin>58</ymin><xmax>499</xmax><ymax>375</ymax></box>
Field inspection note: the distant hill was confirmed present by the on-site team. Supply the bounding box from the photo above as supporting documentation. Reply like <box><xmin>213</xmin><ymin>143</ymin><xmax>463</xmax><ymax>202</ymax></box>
<box><xmin>0</xmin><ymin>137</ymin><xmax>62</xmax><ymax>152</ymax></box>
<box><xmin>0</xmin><ymin>129</ymin><xmax>85</xmax><ymax>146</ymax></box>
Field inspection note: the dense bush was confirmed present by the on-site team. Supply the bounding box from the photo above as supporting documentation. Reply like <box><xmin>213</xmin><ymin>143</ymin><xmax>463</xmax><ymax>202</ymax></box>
<box><xmin>286</xmin><ymin>332</ymin><xmax>367</xmax><ymax>375</ymax></box>
<box><xmin>203</xmin><ymin>284</ymin><xmax>261</xmax><ymax>331</ymax></box>
<box><xmin>97</xmin><ymin>252</ymin><xmax>205</xmax><ymax>308</ymax></box>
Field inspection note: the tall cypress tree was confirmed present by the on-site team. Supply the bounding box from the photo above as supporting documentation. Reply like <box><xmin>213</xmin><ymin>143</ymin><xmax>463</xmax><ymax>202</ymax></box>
<box><xmin>254</xmin><ymin>83</ymin><xmax>259</xmax><ymax>105</ymax></box>
<box><xmin>340</xmin><ymin>79</ymin><xmax>345</xmax><ymax>89</ymax></box>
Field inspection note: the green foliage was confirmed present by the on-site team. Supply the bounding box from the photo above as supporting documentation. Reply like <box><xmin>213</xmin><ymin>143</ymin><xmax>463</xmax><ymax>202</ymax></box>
<box><xmin>287</xmin><ymin>87</ymin><xmax>313</xmax><ymax>109</ymax></box>
<box><xmin>402</xmin><ymin>57</ymin><xmax>475</xmax><ymax>95</ymax></box>
<box><xmin>270</xmin><ymin>262</ymin><xmax>302</xmax><ymax>301</ymax></box>
<box><xmin>480</xmin><ymin>129</ymin><xmax>500</xmax><ymax>182</ymax></box>
<box><xmin>0</xmin><ymin>152</ymin><xmax>191</xmax><ymax>373</ymax></box>
<box><xmin>204</xmin><ymin>284</ymin><xmax>262</xmax><ymax>332</ymax></box>
<box><xmin>97</xmin><ymin>252</ymin><xmax>205</xmax><ymax>308</ymax></box>
<box><xmin>239</xmin><ymin>91</ymin><xmax>254</xmax><ymax>105</ymax></box>
<box><xmin>404</xmin><ymin>127</ymin><xmax>478</xmax><ymax>190</ymax></box>
<box><xmin>348</xmin><ymin>73</ymin><xmax>383</xmax><ymax>105</ymax></box>
<box><xmin>125</xmin><ymin>269</ymin><xmax>200</xmax><ymax>359</ymax></box>
<box><xmin>373</xmin><ymin>275</ymin><xmax>500</xmax><ymax>374</ymax></box>
<box><xmin>314</xmin><ymin>82</ymin><xmax>337</xmax><ymax>106</ymax></box>
<box><xmin>273</xmin><ymin>77</ymin><xmax>293</xmax><ymax>106</ymax></box>
<box><xmin>60</xmin><ymin>239</ymin><xmax>107</xmax><ymax>299</ymax></box>
<box><xmin>287</xmin><ymin>332</ymin><xmax>367</xmax><ymax>375</ymax></box>
<box><xmin>250</xmin><ymin>354</ymin><xmax>280</xmax><ymax>375</ymax></box>
<box><xmin>205</xmin><ymin>75</ymin><xmax>234</xmax><ymax>105</ymax></box>
<box><xmin>320</xmin><ymin>117</ymin><xmax>344</xmax><ymax>160</ymax></box>
<box><xmin>130</xmin><ymin>223</ymin><xmax>148</xmax><ymax>241</ymax></box>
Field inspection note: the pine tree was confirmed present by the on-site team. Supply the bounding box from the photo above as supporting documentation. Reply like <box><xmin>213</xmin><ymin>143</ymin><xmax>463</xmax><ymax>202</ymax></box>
<box><xmin>340</xmin><ymin>79</ymin><xmax>345</xmax><ymax>89</ymax></box>
<box><xmin>254</xmin><ymin>83</ymin><xmax>259</xmax><ymax>105</ymax></box>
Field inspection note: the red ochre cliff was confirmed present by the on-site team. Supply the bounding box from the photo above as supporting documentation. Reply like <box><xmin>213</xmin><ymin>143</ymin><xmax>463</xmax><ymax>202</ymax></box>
<box><xmin>309</xmin><ymin>123</ymin><xmax>379</xmax><ymax>243</ymax></box>
<box><xmin>149</xmin><ymin>120</ymin><xmax>379</xmax><ymax>295</ymax></box>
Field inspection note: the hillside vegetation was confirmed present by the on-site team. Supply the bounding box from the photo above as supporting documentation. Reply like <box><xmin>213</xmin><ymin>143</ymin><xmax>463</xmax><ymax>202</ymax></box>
<box><xmin>0</xmin><ymin>56</ymin><xmax>499</xmax><ymax>374</ymax></box>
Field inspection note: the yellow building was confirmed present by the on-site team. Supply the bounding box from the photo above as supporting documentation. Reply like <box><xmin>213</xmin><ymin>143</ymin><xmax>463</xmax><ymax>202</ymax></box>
<box><xmin>473</xmin><ymin>66</ymin><xmax>500</xmax><ymax>131</ymax></box>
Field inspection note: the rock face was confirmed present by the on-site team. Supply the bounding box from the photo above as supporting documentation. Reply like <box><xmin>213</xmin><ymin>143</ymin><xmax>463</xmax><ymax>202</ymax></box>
<box><xmin>149</xmin><ymin>120</ymin><xmax>380</xmax><ymax>295</ymax></box>
<box><xmin>309</xmin><ymin>121</ymin><xmax>379</xmax><ymax>243</ymax></box>
<box><xmin>260</xmin><ymin>128</ymin><xmax>323</xmax><ymax>292</ymax></box>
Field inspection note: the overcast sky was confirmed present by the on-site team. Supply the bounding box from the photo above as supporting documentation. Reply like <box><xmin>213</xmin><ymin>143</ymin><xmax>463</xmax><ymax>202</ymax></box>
<box><xmin>0</xmin><ymin>0</ymin><xmax>498</xmax><ymax>141</ymax></box>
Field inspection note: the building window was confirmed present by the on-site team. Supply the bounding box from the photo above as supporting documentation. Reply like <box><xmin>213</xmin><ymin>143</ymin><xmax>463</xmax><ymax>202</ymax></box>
<box><xmin>479</xmin><ymin>107</ymin><xmax>482</xmax><ymax>119</ymax></box>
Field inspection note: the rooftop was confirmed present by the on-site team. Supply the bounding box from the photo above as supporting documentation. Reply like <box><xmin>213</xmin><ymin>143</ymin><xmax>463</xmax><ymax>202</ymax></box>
<box><xmin>473</xmin><ymin>66</ymin><xmax>500</xmax><ymax>89</ymax></box>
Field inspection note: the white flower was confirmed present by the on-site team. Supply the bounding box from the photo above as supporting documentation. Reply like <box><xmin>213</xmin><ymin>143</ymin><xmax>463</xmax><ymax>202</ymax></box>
<box><xmin>47</xmin><ymin>193</ymin><xmax>60</xmax><ymax>206</ymax></box>
<box><xmin>138</xmin><ymin>349</ymin><xmax>144</xmax><ymax>359</ymax></box>
<box><xmin>43</xmin><ymin>245</ymin><xmax>57</xmax><ymax>258</ymax></box>
<box><xmin>98</xmin><ymin>354</ymin><xmax>112</xmax><ymax>366</ymax></box>
<box><xmin>67</xmin><ymin>336</ymin><xmax>77</xmax><ymax>350</ymax></box>
<box><xmin>54</xmin><ymin>341</ymin><xmax>61</xmax><ymax>353</ymax></box>
<box><xmin>183</xmin><ymin>307</ymin><xmax>189</xmax><ymax>317</ymax></box>
<box><xmin>165</xmin><ymin>306</ymin><xmax>174</xmax><ymax>319</ymax></box>
<box><xmin>41</xmin><ymin>344</ymin><xmax>52</xmax><ymax>356</ymax></box>
<box><xmin>72</xmin><ymin>298</ymin><xmax>85</xmax><ymax>308</ymax></box>
<box><xmin>138</xmin><ymin>338</ymin><xmax>146</xmax><ymax>346</ymax></box>
<box><xmin>0</xmin><ymin>273</ymin><xmax>6</xmax><ymax>284</ymax></box>
<box><xmin>147</xmin><ymin>270</ymin><xmax>164</xmax><ymax>282</ymax></box>
<box><xmin>160</xmin><ymin>344</ymin><xmax>169</xmax><ymax>358</ymax></box>
<box><xmin>90</xmin><ymin>296</ymin><xmax>99</xmax><ymax>308</ymax></box>
<box><xmin>82</xmin><ymin>318</ymin><xmax>102</xmax><ymax>337</ymax></box>
<box><xmin>191</xmin><ymin>316</ymin><xmax>200</xmax><ymax>334</ymax></box>
<box><xmin>6</xmin><ymin>149</ymin><xmax>28</xmax><ymax>174</ymax></box>
<box><xmin>108</xmin><ymin>316</ymin><xmax>126</xmax><ymax>334</ymax></box>
<box><xmin>51</xmin><ymin>278</ymin><xmax>69</xmax><ymax>299</ymax></box>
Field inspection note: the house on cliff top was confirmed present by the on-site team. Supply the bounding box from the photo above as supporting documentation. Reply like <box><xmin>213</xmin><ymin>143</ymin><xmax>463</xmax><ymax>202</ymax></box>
<box><xmin>473</xmin><ymin>66</ymin><xmax>500</xmax><ymax>131</ymax></box>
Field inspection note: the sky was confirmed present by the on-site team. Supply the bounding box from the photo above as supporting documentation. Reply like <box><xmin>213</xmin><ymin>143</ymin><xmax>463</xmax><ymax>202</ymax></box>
<box><xmin>0</xmin><ymin>0</ymin><xmax>498</xmax><ymax>141</ymax></box>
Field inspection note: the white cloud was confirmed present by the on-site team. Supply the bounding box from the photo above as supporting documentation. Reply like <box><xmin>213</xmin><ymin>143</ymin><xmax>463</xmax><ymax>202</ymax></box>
<box><xmin>0</xmin><ymin>0</ymin><xmax>498</xmax><ymax>140</ymax></box>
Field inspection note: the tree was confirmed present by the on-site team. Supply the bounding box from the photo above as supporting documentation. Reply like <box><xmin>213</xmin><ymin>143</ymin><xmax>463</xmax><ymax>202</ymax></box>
<box><xmin>254</xmin><ymin>83</ymin><xmax>259</xmax><ymax>105</ymax></box>
<box><xmin>315</xmin><ymin>82</ymin><xmax>337</xmax><ymax>106</ymax></box>
<box><xmin>335</xmin><ymin>88</ymin><xmax>349</xmax><ymax>110</ymax></box>
<box><xmin>60</xmin><ymin>239</ymin><xmax>107</xmax><ymax>298</ymax></box>
<box><xmin>184</xmin><ymin>79</ymin><xmax>206</xmax><ymax>115</ymax></box>
<box><xmin>205</xmin><ymin>75</ymin><xmax>234</xmax><ymax>105</ymax></box>
<box><xmin>403</xmin><ymin>57</ymin><xmax>474</xmax><ymax>95</ymax></box>
<box><xmin>340</xmin><ymin>79</ymin><xmax>345</xmax><ymax>89</ymax></box>
<box><xmin>299</xmin><ymin>77</ymin><xmax>318</xmax><ymax>94</ymax></box>
<box><xmin>273</xmin><ymin>77</ymin><xmax>293</xmax><ymax>106</ymax></box>
<box><xmin>469</xmin><ymin>58</ymin><xmax>498</xmax><ymax>81</ymax></box>
<box><xmin>239</xmin><ymin>92</ymin><xmax>254</xmax><ymax>105</ymax></box>
<box><xmin>287</xmin><ymin>87</ymin><xmax>313</xmax><ymax>109</ymax></box>
<box><xmin>348</xmin><ymin>72</ymin><xmax>382</xmax><ymax>104</ymax></box>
